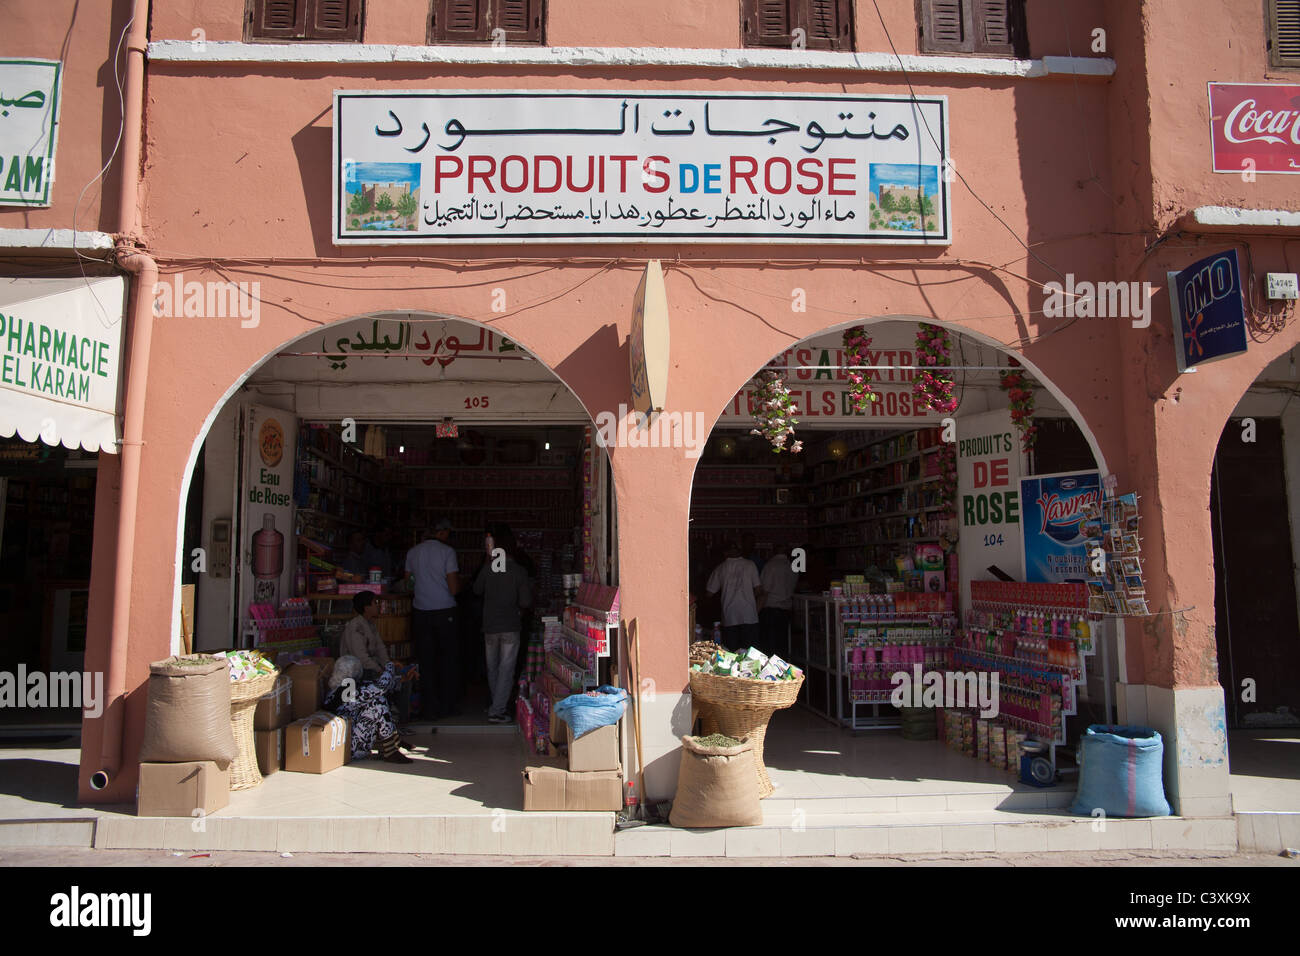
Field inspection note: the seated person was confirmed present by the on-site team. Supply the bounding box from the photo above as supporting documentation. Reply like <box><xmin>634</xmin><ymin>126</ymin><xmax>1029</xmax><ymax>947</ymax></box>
<box><xmin>323</xmin><ymin>656</ymin><xmax>414</xmax><ymax>764</ymax></box>
<box><xmin>340</xmin><ymin>590</ymin><xmax>389</xmax><ymax>681</ymax></box>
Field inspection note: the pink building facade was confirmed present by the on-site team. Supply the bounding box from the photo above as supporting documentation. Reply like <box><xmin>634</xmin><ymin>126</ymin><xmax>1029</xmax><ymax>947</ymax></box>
<box><xmin>4</xmin><ymin>1</ymin><xmax>1298</xmax><ymax>820</ymax></box>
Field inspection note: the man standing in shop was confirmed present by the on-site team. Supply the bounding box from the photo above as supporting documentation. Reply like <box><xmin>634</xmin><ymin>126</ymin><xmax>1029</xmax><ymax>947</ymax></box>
<box><xmin>405</xmin><ymin>517</ymin><xmax>461</xmax><ymax>720</ymax></box>
<box><xmin>759</xmin><ymin>546</ymin><xmax>799</xmax><ymax>658</ymax></box>
<box><xmin>706</xmin><ymin>540</ymin><xmax>763</xmax><ymax>648</ymax></box>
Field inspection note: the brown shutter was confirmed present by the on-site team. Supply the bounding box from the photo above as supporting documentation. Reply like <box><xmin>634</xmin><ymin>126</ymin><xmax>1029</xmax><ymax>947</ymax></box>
<box><xmin>806</xmin><ymin>0</ymin><xmax>853</xmax><ymax>50</ymax></box>
<box><xmin>250</xmin><ymin>0</ymin><xmax>307</xmax><ymax>39</ymax></box>
<box><xmin>920</xmin><ymin>0</ymin><xmax>972</xmax><ymax>53</ymax></box>
<box><xmin>1271</xmin><ymin>0</ymin><xmax>1300</xmax><ymax>68</ymax></box>
<box><xmin>743</xmin><ymin>0</ymin><xmax>795</xmax><ymax>48</ymax></box>
<box><xmin>496</xmin><ymin>0</ymin><xmax>545</xmax><ymax>44</ymax></box>
<box><xmin>305</xmin><ymin>0</ymin><xmax>363</xmax><ymax>41</ymax></box>
<box><xmin>972</xmin><ymin>0</ymin><xmax>1026</xmax><ymax>57</ymax></box>
<box><xmin>432</xmin><ymin>0</ymin><xmax>491</xmax><ymax>42</ymax></box>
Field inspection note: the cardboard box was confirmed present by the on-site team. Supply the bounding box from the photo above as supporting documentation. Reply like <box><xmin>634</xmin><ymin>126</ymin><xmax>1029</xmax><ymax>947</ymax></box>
<box><xmin>255</xmin><ymin>727</ymin><xmax>284</xmax><ymax>776</ymax></box>
<box><xmin>137</xmin><ymin>761</ymin><xmax>230</xmax><ymax>817</ymax></box>
<box><xmin>522</xmin><ymin>764</ymin><xmax>623</xmax><ymax>811</ymax></box>
<box><xmin>253</xmin><ymin>675</ymin><xmax>293</xmax><ymax>730</ymax></box>
<box><xmin>566</xmin><ymin>721</ymin><xmax>620</xmax><ymax>772</ymax></box>
<box><xmin>288</xmin><ymin>658</ymin><xmax>334</xmax><ymax>720</ymax></box>
<box><xmin>548</xmin><ymin>692</ymin><xmax>567</xmax><ymax>747</ymax></box>
<box><xmin>284</xmin><ymin>712</ymin><xmax>350</xmax><ymax>774</ymax></box>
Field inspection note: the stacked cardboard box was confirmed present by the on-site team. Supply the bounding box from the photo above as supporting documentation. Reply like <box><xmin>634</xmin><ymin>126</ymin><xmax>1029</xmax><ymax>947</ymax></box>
<box><xmin>137</xmin><ymin>761</ymin><xmax>230</xmax><ymax>817</ymax></box>
<box><xmin>285</xmin><ymin>711</ymin><xmax>351</xmax><ymax>774</ymax></box>
<box><xmin>253</xmin><ymin>674</ymin><xmax>293</xmax><ymax>777</ymax></box>
<box><xmin>522</xmin><ymin>717</ymin><xmax>622</xmax><ymax>811</ymax></box>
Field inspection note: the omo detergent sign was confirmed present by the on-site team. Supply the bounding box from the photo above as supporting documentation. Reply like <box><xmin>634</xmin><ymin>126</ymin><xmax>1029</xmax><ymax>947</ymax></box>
<box><xmin>1019</xmin><ymin>471</ymin><xmax>1102</xmax><ymax>582</ymax></box>
<box><xmin>1167</xmin><ymin>249</ymin><xmax>1248</xmax><ymax>373</ymax></box>
<box><xmin>333</xmin><ymin>90</ymin><xmax>950</xmax><ymax>244</ymax></box>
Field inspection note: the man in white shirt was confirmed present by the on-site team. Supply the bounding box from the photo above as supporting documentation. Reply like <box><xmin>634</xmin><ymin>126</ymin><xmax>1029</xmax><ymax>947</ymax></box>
<box><xmin>706</xmin><ymin>541</ymin><xmax>763</xmax><ymax>648</ymax></box>
<box><xmin>759</xmin><ymin>547</ymin><xmax>799</xmax><ymax>657</ymax></box>
<box><xmin>404</xmin><ymin>518</ymin><xmax>461</xmax><ymax>719</ymax></box>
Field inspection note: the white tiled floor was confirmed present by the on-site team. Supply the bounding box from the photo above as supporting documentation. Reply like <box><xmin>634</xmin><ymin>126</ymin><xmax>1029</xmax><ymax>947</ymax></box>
<box><xmin>1</xmin><ymin>715</ymin><xmax>1285</xmax><ymax>857</ymax></box>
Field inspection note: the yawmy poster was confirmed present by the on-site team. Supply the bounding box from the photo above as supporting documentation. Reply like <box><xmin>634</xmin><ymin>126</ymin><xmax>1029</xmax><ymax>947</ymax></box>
<box><xmin>1019</xmin><ymin>471</ymin><xmax>1103</xmax><ymax>583</ymax></box>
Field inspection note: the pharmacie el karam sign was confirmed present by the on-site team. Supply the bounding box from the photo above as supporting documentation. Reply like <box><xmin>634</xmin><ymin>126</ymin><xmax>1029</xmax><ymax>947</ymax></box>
<box><xmin>333</xmin><ymin>91</ymin><xmax>950</xmax><ymax>244</ymax></box>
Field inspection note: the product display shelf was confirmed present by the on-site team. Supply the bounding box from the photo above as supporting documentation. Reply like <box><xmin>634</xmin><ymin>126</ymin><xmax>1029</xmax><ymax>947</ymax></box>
<box><xmin>808</xmin><ymin>427</ymin><xmax>952</xmax><ymax>578</ymax></box>
<box><xmin>958</xmin><ymin>594</ymin><xmax>1097</xmax><ymax>770</ymax></box>
<box><xmin>789</xmin><ymin>594</ymin><xmax>843</xmax><ymax>725</ymax></box>
<box><xmin>843</xmin><ymin>614</ymin><xmax>956</xmax><ymax>727</ymax></box>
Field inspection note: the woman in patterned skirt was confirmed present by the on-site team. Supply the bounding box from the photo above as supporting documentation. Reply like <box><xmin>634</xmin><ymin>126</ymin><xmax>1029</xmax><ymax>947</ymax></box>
<box><xmin>323</xmin><ymin>656</ymin><xmax>414</xmax><ymax>763</ymax></box>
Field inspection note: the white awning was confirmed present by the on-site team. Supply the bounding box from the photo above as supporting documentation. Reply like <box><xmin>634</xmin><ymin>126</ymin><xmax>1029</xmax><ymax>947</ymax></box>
<box><xmin>0</xmin><ymin>276</ymin><xmax>126</xmax><ymax>454</ymax></box>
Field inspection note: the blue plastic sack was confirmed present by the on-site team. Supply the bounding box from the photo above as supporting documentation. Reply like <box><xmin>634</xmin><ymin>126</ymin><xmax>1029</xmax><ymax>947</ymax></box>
<box><xmin>1069</xmin><ymin>724</ymin><xmax>1171</xmax><ymax>818</ymax></box>
<box><xmin>554</xmin><ymin>685</ymin><xmax>627</xmax><ymax>739</ymax></box>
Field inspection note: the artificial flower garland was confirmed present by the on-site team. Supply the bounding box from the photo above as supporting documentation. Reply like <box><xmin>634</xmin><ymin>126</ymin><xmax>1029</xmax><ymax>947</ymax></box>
<box><xmin>999</xmin><ymin>358</ymin><xmax>1038</xmax><ymax>450</ymax></box>
<box><xmin>912</xmin><ymin>323</ymin><xmax>958</xmax><ymax>413</ymax></box>
<box><xmin>750</xmin><ymin>370</ymin><xmax>804</xmax><ymax>454</ymax></box>
<box><xmin>842</xmin><ymin>326</ymin><xmax>879</xmax><ymax>411</ymax></box>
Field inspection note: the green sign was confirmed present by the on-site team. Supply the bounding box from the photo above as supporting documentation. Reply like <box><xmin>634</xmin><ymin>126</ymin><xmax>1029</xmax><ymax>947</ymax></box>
<box><xmin>0</xmin><ymin>59</ymin><xmax>62</xmax><ymax>207</ymax></box>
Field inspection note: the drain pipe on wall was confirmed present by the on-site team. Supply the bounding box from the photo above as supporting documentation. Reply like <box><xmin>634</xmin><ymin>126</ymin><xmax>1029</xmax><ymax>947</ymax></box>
<box><xmin>92</xmin><ymin>0</ymin><xmax>153</xmax><ymax>792</ymax></box>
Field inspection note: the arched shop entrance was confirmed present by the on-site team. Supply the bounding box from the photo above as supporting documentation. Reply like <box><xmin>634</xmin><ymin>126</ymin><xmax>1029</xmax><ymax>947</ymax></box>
<box><xmin>689</xmin><ymin>319</ymin><xmax>1119</xmax><ymax>809</ymax></box>
<box><xmin>176</xmin><ymin>312</ymin><xmax>619</xmax><ymax>810</ymax></box>
<box><xmin>1209</xmin><ymin>346</ymin><xmax>1300</xmax><ymax>812</ymax></box>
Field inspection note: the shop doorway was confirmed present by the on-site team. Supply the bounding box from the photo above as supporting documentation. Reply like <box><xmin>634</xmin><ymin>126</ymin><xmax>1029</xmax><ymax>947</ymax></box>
<box><xmin>689</xmin><ymin>320</ymin><xmax>1113</xmax><ymax>808</ymax></box>
<box><xmin>176</xmin><ymin>313</ymin><xmax>619</xmax><ymax>810</ymax></box>
<box><xmin>0</xmin><ymin>437</ymin><xmax>98</xmax><ymax>733</ymax></box>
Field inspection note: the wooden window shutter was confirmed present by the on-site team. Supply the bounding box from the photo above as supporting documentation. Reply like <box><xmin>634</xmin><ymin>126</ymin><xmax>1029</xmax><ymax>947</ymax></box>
<box><xmin>920</xmin><ymin>0</ymin><xmax>972</xmax><ymax>54</ymax></box>
<box><xmin>1270</xmin><ymin>0</ymin><xmax>1300</xmax><ymax>68</ymax></box>
<box><xmin>250</xmin><ymin>0</ymin><xmax>307</xmax><ymax>39</ymax></box>
<box><xmin>743</xmin><ymin>0</ymin><xmax>796</xmax><ymax>49</ymax></box>
<box><xmin>497</xmin><ymin>0</ymin><xmax>544</xmax><ymax>44</ymax></box>
<box><xmin>805</xmin><ymin>0</ymin><xmax>854</xmax><ymax>51</ymax></box>
<box><xmin>432</xmin><ymin>0</ymin><xmax>491</xmax><ymax>42</ymax></box>
<box><xmin>431</xmin><ymin>0</ymin><xmax>543</xmax><ymax>44</ymax></box>
<box><xmin>305</xmin><ymin>0</ymin><xmax>363</xmax><ymax>41</ymax></box>
<box><xmin>972</xmin><ymin>0</ymin><xmax>1027</xmax><ymax>57</ymax></box>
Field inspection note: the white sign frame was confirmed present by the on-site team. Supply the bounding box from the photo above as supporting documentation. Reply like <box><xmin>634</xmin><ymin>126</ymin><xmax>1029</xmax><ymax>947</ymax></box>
<box><xmin>333</xmin><ymin>90</ymin><xmax>951</xmax><ymax>245</ymax></box>
<box><xmin>0</xmin><ymin>59</ymin><xmax>62</xmax><ymax>207</ymax></box>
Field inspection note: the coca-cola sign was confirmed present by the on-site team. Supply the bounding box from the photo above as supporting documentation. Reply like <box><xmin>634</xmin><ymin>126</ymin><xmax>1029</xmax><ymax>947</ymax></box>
<box><xmin>1209</xmin><ymin>82</ymin><xmax>1300</xmax><ymax>174</ymax></box>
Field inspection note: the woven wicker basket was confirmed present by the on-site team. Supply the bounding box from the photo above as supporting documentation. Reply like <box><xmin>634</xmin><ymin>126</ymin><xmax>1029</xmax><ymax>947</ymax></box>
<box><xmin>227</xmin><ymin>670</ymin><xmax>278</xmax><ymax>791</ymax></box>
<box><xmin>689</xmin><ymin>669</ymin><xmax>803</xmax><ymax>798</ymax></box>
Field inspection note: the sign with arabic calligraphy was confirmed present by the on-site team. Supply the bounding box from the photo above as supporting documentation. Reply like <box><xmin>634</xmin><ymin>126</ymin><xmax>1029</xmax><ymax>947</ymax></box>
<box><xmin>0</xmin><ymin>60</ymin><xmax>61</xmax><ymax>207</ymax></box>
<box><xmin>1208</xmin><ymin>83</ymin><xmax>1300</xmax><ymax>175</ymax></box>
<box><xmin>333</xmin><ymin>91</ymin><xmax>949</xmax><ymax>245</ymax></box>
<box><xmin>1166</xmin><ymin>249</ymin><xmax>1248</xmax><ymax>373</ymax></box>
<box><xmin>286</xmin><ymin>317</ymin><xmax>532</xmax><ymax>378</ymax></box>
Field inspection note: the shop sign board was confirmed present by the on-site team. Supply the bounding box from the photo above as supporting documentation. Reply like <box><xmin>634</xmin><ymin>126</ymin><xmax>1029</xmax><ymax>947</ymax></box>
<box><xmin>1166</xmin><ymin>249</ymin><xmax>1248</xmax><ymax>373</ymax></box>
<box><xmin>333</xmin><ymin>90</ymin><xmax>950</xmax><ymax>244</ymax></box>
<box><xmin>238</xmin><ymin>404</ymin><xmax>298</xmax><ymax>629</ymax></box>
<box><xmin>0</xmin><ymin>276</ymin><xmax>124</xmax><ymax>452</ymax></box>
<box><xmin>1208</xmin><ymin>83</ymin><xmax>1300</xmax><ymax>174</ymax></box>
<box><xmin>630</xmin><ymin>260</ymin><xmax>670</xmax><ymax>419</ymax></box>
<box><xmin>0</xmin><ymin>59</ymin><xmax>61</xmax><ymax>206</ymax></box>
<box><xmin>1019</xmin><ymin>471</ymin><xmax>1103</xmax><ymax>583</ymax></box>
<box><xmin>956</xmin><ymin>410</ymin><xmax>1024</xmax><ymax>608</ymax></box>
<box><xmin>716</xmin><ymin>323</ymin><xmax>957</xmax><ymax>426</ymax></box>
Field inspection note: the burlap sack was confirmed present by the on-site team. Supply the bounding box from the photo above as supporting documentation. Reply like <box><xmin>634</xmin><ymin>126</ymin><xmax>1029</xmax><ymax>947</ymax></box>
<box><xmin>669</xmin><ymin>734</ymin><xmax>763</xmax><ymax>828</ymax></box>
<box><xmin>138</xmin><ymin>655</ymin><xmax>237</xmax><ymax>769</ymax></box>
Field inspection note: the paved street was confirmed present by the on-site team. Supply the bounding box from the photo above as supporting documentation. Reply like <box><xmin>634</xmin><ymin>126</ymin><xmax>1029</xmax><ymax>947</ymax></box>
<box><xmin>2</xmin><ymin>847</ymin><xmax>1296</xmax><ymax>866</ymax></box>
